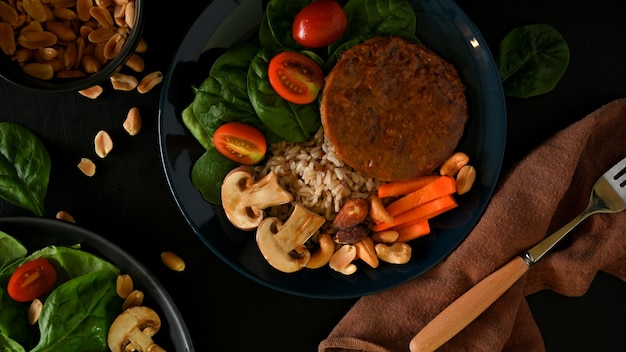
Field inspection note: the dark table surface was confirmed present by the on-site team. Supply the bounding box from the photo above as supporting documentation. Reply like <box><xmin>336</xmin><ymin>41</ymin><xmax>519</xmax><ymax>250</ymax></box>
<box><xmin>2</xmin><ymin>0</ymin><xmax>626</xmax><ymax>351</ymax></box>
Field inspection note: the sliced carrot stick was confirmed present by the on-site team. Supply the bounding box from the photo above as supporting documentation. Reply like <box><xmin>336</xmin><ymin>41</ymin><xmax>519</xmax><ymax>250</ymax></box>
<box><xmin>395</xmin><ymin>219</ymin><xmax>431</xmax><ymax>242</ymax></box>
<box><xmin>377</xmin><ymin>175</ymin><xmax>439</xmax><ymax>199</ymax></box>
<box><xmin>385</xmin><ymin>175</ymin><xmax>456</xmax><ymax>217</ymax></box>
<box><xmin>371</xmin><ymin>195</ymin><xmax>458</xmax><ymax>232</ymax></box>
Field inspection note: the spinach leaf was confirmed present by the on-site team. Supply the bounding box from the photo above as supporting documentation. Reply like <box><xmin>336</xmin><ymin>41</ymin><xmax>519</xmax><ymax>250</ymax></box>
<box><xmin>191</xmin><ymin>147</ymin><xmax>239</xmax><ymax>204</ymax></box>
<box><xmin>0</xmin><ymin>333</ymin><xmax>25</xmax><ymax>352</ymax></box>
<box><xmin>260</xmin><ymin>0</ymin><xmax>310</xmax><ymax>49</ymax></box>
<box><xmin>0</xmin><ymin>231</ymin><xmax>27</xmax><ymax>268</ymax></box>
<box><xmin>0</xmin><ymin>122</ymin><xmax>50</xmax><ymax>216</ymax></box>
<box><xmin>329</xmin><ymin>0</ymin><xmax>416</xmax><ymax>55</ymax></box>
<box><xmin>30</xmin><ymin>270</ymin><xmax>121</xmax><ymax>352</ymax></box>
<box><xmin>247</xmin><ymin>48</ymin><xmax>321</xmax><ymax>143</ymax></box>
<box><xmin>181</xmin><ymin>103</ymin><xmax>212</xmax><ymax>150</ymax></box>
<box><xmin>0</xmin><ymin>288</ymin><xmax>31</xmax><ymax>348</ymax></box>
<box><xmin>497</xmin><ymin>24</ymin><xmax>570</xmax><ymax>98</ymax></box>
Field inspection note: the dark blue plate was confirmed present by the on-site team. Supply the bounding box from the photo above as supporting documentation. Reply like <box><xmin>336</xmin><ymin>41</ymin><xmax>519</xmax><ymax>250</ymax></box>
<box><xmin>158</xmin><ymin>0</ymin><xmax>506</xmax><ymax>299</ymax></box>
<box><xmin>0</xmin><ymin>217</ymin><xmax>193</xmax><ymax>352</ymax></box>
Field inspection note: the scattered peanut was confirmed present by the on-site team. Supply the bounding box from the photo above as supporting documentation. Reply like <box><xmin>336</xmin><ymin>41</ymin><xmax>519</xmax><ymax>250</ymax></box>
<box><xmin>137</xmin><ymin>70</ymin><xmax>162</xmax><ymax>94</ymax></box>
<box><xmin>439</xmin><ymin>151</ymin><xmax>470</xmax><ymax>176</ymax></box>
<box><xmin>115</xmin><ymin>274</ymin><xmax>134</xmax><ymax>299</ymax></box>
<box><xmin>123</xmin><ymin>107</ymin><xmax>141</xmax><ymax>135</ymax></box>
<box><xmin>55</xmin><ymin>210</ymin><xmax>76</xmax><ymax>223</ymax></box>
<box><xmin>28</xmin><ymin>299</ymin><xmax>43</xmax><ymax>325</ymax></box>
<box><xmin>77</xmin><ymin>157</ymin><xmax>96</xmax><ymax>176</ymax></box>
<box><xmin>94</xmin><ymin>130</ymin><xmax>113</xmax><ymax>158</ymax></box>
<box><xmin>78</xmin><ymin>85</ymin><xmax>104</xmax><ymax>99</ymax></box>
<box><xmin>121</xmin><ymin>289</ymin><xmax>144</xmax><ymax>310</ymax></box>
<box><xmin>110</xmin><ymin>72</ymin><xmax>138</xmax><ymax>91</ymax></box>
<box><xmin>329</xmin><ymin>244</ymin><xmax>357</xmax><ymax>275</ymax></box>
<box><xmin>161</xmin><ymin>251</ymin><xmax>185</xmax><ymax>272</ymax></box>
<box><xmin>125</xmin><ymin>53</ymin><xmax>144</xmax><ymax>72</ymax></box>
<box><xmin>375</xmin><ymin>242</ymin><xmax>412</xmax><ymax>264</ymax></box>
<box><xmin>455</xmin><ymin>164</ymin><xmax>476</xmax><ymax>195</ymax></box>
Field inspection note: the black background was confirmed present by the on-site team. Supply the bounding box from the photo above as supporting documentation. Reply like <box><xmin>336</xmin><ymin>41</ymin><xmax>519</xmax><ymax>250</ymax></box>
<box><xmin>1</xmin><ymin>0</ymin><xmax>626</xmax><ymax>351</ymax></box>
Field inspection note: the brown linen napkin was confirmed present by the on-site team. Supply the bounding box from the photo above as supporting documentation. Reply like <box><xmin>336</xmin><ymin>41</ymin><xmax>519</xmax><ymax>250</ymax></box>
<box><xmin>318</xmin><ymin>98</ymin><xmax>626</xmax><ymax>352</ymax></box>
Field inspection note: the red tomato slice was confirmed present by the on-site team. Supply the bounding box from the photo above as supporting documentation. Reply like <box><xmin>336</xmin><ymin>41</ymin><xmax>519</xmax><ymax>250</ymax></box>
<box><xmin>213</xmin><ymin>122</ymin><xmax>267</xmax><ymax>165</ymax></box>
<box><xmin>292</xmin><ymin>0</ymin><xmax>348</xmax><ymax>48</ymax></box>
<box><xmin>268</xmin><ymin>51</ymin><xmax>325</xmax><ymax>105</ymax></box>
<box><xmin>7</xmin><ymin>257</ymin><xmax>57</xmax><ymax>302</ymax></box>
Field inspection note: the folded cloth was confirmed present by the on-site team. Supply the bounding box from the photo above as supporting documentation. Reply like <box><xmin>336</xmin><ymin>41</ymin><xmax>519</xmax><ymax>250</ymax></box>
<box><xmin>318</xmin><ymin>98</ymin><xmax>626</xmax><ymax>352</ymax></box>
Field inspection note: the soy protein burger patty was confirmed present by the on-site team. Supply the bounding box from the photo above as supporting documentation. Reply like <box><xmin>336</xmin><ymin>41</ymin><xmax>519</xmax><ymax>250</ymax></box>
<box><xmin>320</xmin><ymin>35</ymin><xmax>469</xmax><ymax>182</ymax></box>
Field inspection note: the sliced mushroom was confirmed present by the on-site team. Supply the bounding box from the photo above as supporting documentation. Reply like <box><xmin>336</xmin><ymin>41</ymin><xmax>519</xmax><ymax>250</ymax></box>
<box><xmin>221</xmin><ymin>167</ymin><xmax>294</xmax><ymax>230</ymax></box>
<box><xmin>107</xmin><ymin>306</ymin><xmax>165</xmax><ymax>352</ymax></box>
<box><xmin>256</xmin><ymin>203</ymin><xmax>326</xmax><ymax>273</ymax></box>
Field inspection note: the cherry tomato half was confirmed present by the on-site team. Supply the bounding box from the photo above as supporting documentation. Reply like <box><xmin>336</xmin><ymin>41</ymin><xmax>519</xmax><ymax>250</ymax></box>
<box><xmin>268</xmin><ymin>51</ymin><xmax>325</xmax><ymax>105</ymax></box>
<box><xmin>213</xmin><ymin>122</ymin><xmax>267</xmax><ymax>165</ymax></box>
<box><xmin>7</xmin><ymin>257</ymin><xmax>57</xmax><ymax>302</ymax></box>
<box><xmin>292</xmin><ymin>0</ymin><xmax>348</xmax><ymax>48</ymax></box>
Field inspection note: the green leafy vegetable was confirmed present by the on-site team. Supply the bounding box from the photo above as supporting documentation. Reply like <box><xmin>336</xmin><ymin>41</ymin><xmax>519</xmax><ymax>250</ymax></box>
<box><xmin>191</xmin><ymin>147</ymin><xmax>239</xmax><ymax>205</ymax></box>
<box><xmin>0</xmin><ymin>122</ymin><xmax>50</xmax><ymax>216</ymax></box>
<box><xmin>0</xmin><ymin>232</ymin><xmax>122</xmax><ymax>351</ymax></box>
<box><xmin>497</xmin><ymin>24</ymin><xmax>570</xmax><ymax>98</ymax></box>
<box><xmin>247</xmin><ymin>48</ymin><xmax>321</xmax><ymax>143</ymax></box>
<box><xmin>30</xmin><ymin>270</ymin><xmax>120</xmax><ymax>352</ymax></box>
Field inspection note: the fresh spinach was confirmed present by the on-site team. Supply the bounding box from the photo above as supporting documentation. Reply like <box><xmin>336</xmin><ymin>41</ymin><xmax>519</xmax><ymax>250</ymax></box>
<box><xmin>30</xmin><ymin>270</ymin><xmax>120</xmax><ymax>352</ymax></box>
<box><xmin>0</xmin><ymin>122</ymin><xmax>50</xmax><ymax>216</ymax></box>
<box><xmin>0</xmin><ymin>231</ymin><xmax>27</xmax><ymax>268</ymax></box>
<box><xmin>191</xmin><ymin>147</ymin><xmax>239</xmax><ymax>205</ymax></box>
<box><xmin>248</xmin><ymin>48</ymin><xmax>321</xmax><ymax>143</ymax></box>
<box><xmin>260</xmin><ymin>0</ymin><xmax>310</xmax><ymax>49</ymax></box>
<box><xmin>497</xmin><ymin>24</ymin><xmax>570</xmax><ymax>98</ymax></box>
<box><xmin>0</xmin><ymin>232</ymin><xmax>122</xmax><ymax>352</ymax></box>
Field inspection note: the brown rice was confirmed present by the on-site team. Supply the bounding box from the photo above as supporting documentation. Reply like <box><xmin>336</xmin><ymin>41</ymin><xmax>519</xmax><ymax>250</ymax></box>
<box><xmin>254</xmin><ymin>127</ymin><xmax>382</xmax><ymax>222</ymax></box>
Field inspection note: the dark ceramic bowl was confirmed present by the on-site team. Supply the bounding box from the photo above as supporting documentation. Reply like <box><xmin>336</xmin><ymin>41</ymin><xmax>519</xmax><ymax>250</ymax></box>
<box><xmin>0</xmin><ymin>216</ymin><xmax>193</xmax><ymax>352</ymax></box>
<box><xmin>0</xmin><ymin>0</ymin><xmax>144</xmax><ymax>93</ymax></box>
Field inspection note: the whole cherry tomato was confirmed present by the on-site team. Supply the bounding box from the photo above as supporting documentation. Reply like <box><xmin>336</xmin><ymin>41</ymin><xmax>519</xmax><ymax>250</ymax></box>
<box><xmin>292</xmin><ymin>0</ymin><xmax>348</xmax><ymax>48</ymax></box>
<box><xmin>7</xmin><ymin>257</ymin><xmax>57</xmax><ymax>302</ymax></box>
<box><xmin>213</xmin><ymin>122</ymin><xmax>267</xmax><ymax>165</ymax></box>
<box><xmin>268</xmin><ymin>51</ymin><xmax>325</xmax><ymax>105</ymax></box>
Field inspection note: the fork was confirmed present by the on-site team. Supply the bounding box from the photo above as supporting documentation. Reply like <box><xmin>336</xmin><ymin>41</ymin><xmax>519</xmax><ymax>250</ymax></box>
<box><xmin>409</xmin><ymin>156</ymin><xmax>626</xmax><ymax>352</ymax></box>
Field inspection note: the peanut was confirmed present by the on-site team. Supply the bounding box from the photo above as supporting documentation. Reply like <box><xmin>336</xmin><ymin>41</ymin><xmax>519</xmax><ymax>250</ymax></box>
<box><xmin>115</xmin><ymin>274</ymin><xmax>134</xmax><ymax>299</ymax></box>
<box><xmin>440</xmin><ymin>151</ymin><xmax>470</xmax><ymax>176</ymax></box>
<box><xmin>0</xmin><ymin>2</ymin><xmax>19</xmax><ymax>27</ymax></box>
<box><xmin>455</xmin><ymin>164</ymin><xmax>476</xmax><ymax>195</ymax></box>
<box><xmin>22</xmin><ymin>0</ymin><xmax>48</xmax><ymax>23</ymax></box>
<box><xmin>161</xmin><ymin>251</ymin><xmax>185</xmax><ymax>272</ymax></box>
<box><xmin>110</xmin><ymin>72</ymin><xmax>138</xmax><ymax>91</ymax></box>
<box><xmin>371</xmin><ymin>230</ymin><xmax>399</xmax><ymax>244</ymax></box>
<box><xmin>123</xmin><ymin>106</ymin><xmax>141</xmax><ymax>135</ymax></box>
<box><xmin>94</xmin><ymin>130</ymin><xmax>113</xmax><ymax>158</ymax></box>
<box><xmin>124</xmin><ymin>52</ymin><xmax>144</xmax><ymax>72</ymax></box>
<box><xmin>121</xmin><ymin>289</ymin><xmax>144</xmax><ymax>310</ymax></box>
<box><xmin>137</xmin><ymin>70</ymin><xmax>162</xmax><ymax>93</ymax></box>
<box><xmin>23</xmin><ymin>62</ymin><xmax>54</xmax><ymax>80</ymax></box>
<box><xmin>28</xmin><ymin>299</ymin><xmax>43</xmax><ymax>325</ymax></box>
<box><xmin>78</xmin><ymin>85</ymin><xmax>103</xmax><ymax>99</ymax></box>
<box><xmin>77</xmin><ymin>157</ymin><xmax>96</xmax><ymax>176</ymax></box>
<box><xmin>55</xmin><ymin>210</ymin><xmax>76</xmax><ymax>223</ymax></box>
<box><xmin>0</xmin><ymin>22</ymin><xmax>15</xmax><ymax>55</ymax></box>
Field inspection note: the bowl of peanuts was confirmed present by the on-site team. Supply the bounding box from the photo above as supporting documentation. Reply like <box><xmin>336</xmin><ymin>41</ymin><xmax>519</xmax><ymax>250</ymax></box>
<box><xmin>0</xmin><ymin>0</ymin><xmax>144</xmax><ymax>92</ymax></box>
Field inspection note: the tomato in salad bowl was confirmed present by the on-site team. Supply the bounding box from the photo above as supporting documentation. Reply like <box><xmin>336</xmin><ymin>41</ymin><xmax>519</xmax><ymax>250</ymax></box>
<box><xmin>158</xmin><ymin>0</ymin><xmax>506</xmax><ymax>299</ymax></box>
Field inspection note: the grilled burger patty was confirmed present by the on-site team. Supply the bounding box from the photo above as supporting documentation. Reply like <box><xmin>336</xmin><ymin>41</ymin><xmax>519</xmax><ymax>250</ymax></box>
<box><xmin>320</xmin><ymin>36</ymin><xmax>468</xmax><ymax>181</ymax></box>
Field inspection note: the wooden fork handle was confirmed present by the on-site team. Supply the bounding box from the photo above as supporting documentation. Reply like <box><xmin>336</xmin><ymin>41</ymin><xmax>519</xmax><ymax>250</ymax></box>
<box><xmin>409</xmin><ymin>256</ymin><xmax>530</xmax><ymax>352</ymax></box>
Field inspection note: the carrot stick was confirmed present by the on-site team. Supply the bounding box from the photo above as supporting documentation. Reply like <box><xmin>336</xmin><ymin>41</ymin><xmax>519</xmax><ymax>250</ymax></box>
<box><xmin>377</xmin><ymin>175</ymin><xmax>440</xmax><ymax>199</ymax></box>
<box><xmin>385</xmin><ymin>176</ymin><xmax>456</xmax><ymax>217</ymax></box>
<box><xmin>396</xmin><ymin>219</ymin><xmax>431</xmax><ymax>242</ymax></box>
<box><xmin>371</xmin><ymin>195</ymin><xmax>458</xmax><ymax>232</ymax></box>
